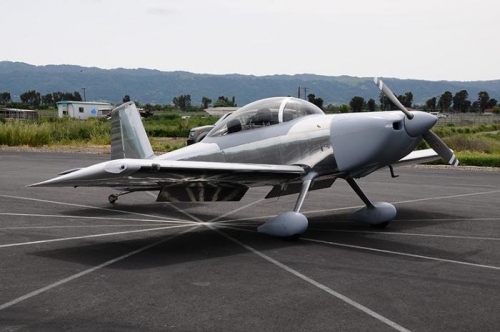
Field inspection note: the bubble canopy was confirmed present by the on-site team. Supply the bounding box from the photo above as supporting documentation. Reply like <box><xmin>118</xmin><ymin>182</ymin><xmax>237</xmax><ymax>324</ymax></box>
<box><xmin>208</xmin><ymin>97</ymin><xmax>324</xmax><ymax>137</ymax></box>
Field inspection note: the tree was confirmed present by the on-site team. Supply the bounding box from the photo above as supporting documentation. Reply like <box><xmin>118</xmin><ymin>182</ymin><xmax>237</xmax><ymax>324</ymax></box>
<box><xmin>0</xmin><ymin>92</ymin><xmax>11</xmax><ymax>104</ymax></box>
<box><xmin>452</xmin><ymin>90</ymin><xmax>469</xmax><ymax>112</ymax></box>
<box><xmin>399</xmin><ymin>92</ymin><xmax>413</xmax><ymax>108</ymax></box>
<box><xmin>488</xmin><ymin>98</ymin><xmax>498</xmax><ymax>109</ymax></box>
<box><xmin>438</xmin><ymin>91</ymin><xmax>453</xmax><ymax>112</ymax></box>
<box><xmin>367</xmin><ymin>98</ymin><xmax>376</xmax><ymax>112</ymax></box>
<box><xmin>425</xmin><ymin>97</ymin><xmax>437</xmax><ymax>111</ymax></box>
<box><xmin>172</xmin><ymin>95</ymin><xmax>191</xmax><ymax>110</ymax></box>
<box><xmin>20</xmin><ymin>90</ymin><xmax>41</xmax><ymax>106</ymax></box>
<box><xmin>478</xmin><ymin>91</ymin><xmax>490</xmax><ymax>111</ymax></box>
<box><xmin>339</xmin><ymin>104</ymin><xmax>351</xmax><ymax>113</ymax></box>
<box><xmin>213</xmin><ymin>96</ymin><xmax>237</xmax><ymax>107</ymax></box>
<box><xmin>51</xmin><ymin>91</ymin><xmax>82</xmax><ymax>102</ymax></box>
<box><xmin>307</xmin><ymin>94</ymin><xmax>324</xmax><ymax>109</ymax></box>
<box><xmin>123</xmin><ymin>95</ymin><xmax>131</xmax><ymax>103</ymax></box>
<box><xmin>201</xmin><ymin>97</ymin><xmax>212</xmax><ymax>109</ymax></box>
<box><xmin>72</xmin><ymin>91</ymin><xmax>83</xmax><ymax>101</ymax></box>
<box><xmin>349</xmin><ymin>96</ymin><xmax>365</xmax><ymax>112</ymax></box>
<box><xmin>42</xmin><ymin>93</ymin><xmax>54</xmax><ymax>106</ymax></box>
<box><xmin>324</xmin><ymin>104</ymin><xmax>352</xmax><ymax>113</ymax></box>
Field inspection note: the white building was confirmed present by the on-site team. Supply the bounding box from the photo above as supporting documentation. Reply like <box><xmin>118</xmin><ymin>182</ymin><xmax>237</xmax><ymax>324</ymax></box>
<box><xmin>57</xmin><ymin>101</ymin><xmax>112</xmax><ymax>119</ymax></box>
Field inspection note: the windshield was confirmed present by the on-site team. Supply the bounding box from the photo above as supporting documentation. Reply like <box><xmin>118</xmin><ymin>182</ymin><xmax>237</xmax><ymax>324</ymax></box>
<box><xmin>208</xmin><ymin>97</ymin><xmax>324</xmax><ymax>137</ymax></box>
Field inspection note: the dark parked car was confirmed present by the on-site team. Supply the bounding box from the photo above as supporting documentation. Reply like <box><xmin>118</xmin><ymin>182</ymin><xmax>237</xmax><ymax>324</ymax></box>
<box><xmin>187</xmin><ymin>112</ymin><xmax>232</xmax><ymax>145</ymax></box>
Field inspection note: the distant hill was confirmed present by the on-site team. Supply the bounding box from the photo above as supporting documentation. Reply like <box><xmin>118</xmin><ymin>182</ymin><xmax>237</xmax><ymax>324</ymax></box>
<box><xmin>1</xmin><ymin>61</ymin><xmax>499</xmax><ymax>106</ymax></box>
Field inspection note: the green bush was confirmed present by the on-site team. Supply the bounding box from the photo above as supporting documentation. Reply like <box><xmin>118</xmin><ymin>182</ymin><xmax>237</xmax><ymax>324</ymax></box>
<box><xmin>456</xmin><ymin>153</ymin><xmax>500</xmax><ymax>167</ymax></box>
<box><xmin>0</xmin><ymin>118</ymin><xmax>111</xmax><ymax>146</ymax></box>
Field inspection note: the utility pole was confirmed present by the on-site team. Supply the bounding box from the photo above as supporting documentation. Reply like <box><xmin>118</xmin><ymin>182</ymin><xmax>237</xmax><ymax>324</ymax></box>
<box><xmin>302</xmin><ymin>87</ymin><xmax>309</xmax><ymax>100</ymax></box>
<box><xmin>82</xmin><ymin>88</ymin><xmax>86</xmax><ymax>101</ymax></box>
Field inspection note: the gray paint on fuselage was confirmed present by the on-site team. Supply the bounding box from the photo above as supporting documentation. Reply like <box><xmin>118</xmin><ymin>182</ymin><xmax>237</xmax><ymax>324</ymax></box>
<box><xmin>155</xmin><ymin>110</ymin><xmax>426</xmax><ymax>180</ymax></box>
<box><xmin>329</xmin><ymin>111</ymin><xmax>422</xmax><ymax>178</ymax></box>
<box><xmin>157</xmin><ymin>114</ymin><xmax>339</xmax><ymax>176</ymax></box>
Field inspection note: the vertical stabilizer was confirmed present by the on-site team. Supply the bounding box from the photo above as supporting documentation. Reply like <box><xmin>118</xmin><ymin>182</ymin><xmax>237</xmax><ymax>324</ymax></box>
<box><xmin>110</xmin><ymin>102</ymin><xmax>155</xmax><ymax>160</ymax></box>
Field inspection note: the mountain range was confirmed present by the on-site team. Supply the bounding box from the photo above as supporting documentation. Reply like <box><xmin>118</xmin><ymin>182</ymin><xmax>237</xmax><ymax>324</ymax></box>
<box><xmin>1</xmin><ymin>61</ymin><xmax>499</xmax><ymax>106</ymax></box>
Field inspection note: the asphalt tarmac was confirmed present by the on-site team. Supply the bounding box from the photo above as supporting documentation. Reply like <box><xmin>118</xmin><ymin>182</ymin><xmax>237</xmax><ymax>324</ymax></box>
<box><xmin>1</xmin><ymin>151</ymin><xmax>499</xmax><ymax>331</ymax></box>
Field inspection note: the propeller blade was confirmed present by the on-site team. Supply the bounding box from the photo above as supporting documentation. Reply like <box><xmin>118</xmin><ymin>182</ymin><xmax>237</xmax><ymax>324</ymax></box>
<box><xmin>423</xmin><ymin>130</ymin><xmax>459</xmax><ymax>166</ymax></box>
<box><xmin>374</xmin><ymin>77</ymin><xmax>414</xmax><ymax>119</ymax></box>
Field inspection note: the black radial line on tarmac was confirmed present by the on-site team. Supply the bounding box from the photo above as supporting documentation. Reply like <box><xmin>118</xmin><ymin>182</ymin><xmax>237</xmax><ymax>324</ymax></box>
<box><xmin>0</xmin><ymin>225</ymin><xmax>201</xmax><ymax>311</ymax></box>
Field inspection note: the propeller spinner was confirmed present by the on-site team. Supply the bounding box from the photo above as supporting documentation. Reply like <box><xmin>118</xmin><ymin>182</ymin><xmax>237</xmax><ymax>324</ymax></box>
<box><xmin>374</xmin><ymin>77</ymin><xmax>459</xmax><ymax>166</ymax></box>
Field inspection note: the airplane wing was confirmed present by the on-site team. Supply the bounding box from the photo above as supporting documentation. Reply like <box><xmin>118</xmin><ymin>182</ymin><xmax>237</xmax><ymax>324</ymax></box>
<box><xmin>29</xmin><ymin>159</ymin><xmax>306</xmax><ymax>202</ymax></box>
<box><xmin>395</xmin><ymin>148</ymin><xmax>440</xmax><ymax>167</ymax></box>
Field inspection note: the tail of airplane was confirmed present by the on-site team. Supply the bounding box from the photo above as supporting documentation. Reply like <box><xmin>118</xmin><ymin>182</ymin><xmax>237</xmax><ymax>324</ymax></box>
<box><xmin>110</xmin><ymin>102</ymin><xmax>155</xmax><ymax>160</ymax></box>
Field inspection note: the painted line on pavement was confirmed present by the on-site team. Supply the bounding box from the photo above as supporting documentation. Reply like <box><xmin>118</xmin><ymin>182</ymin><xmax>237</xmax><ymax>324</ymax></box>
<box><xmin>0</xmin><ymin>194</ymin><xmax>189</xmax><ymax>222</ymax></box>
<box><xmin>304</xmin><ymin>237</ymin><xmax>500</xmax><ymax>271</ymax></box>
<box><xmin>0</xmin><ymin>212</ymin><xmax>195</xmax><ymax>224</ymax></box>
<box><xmin>0</xmin><ymin>224</ymin><xmax>192</xmax><ymax>248</ymax></box>
<box><xmin>307</xmin><ymin>228</ymin><xmax>500</xmax><ymax>241</ymax></box>
<box><xmin>0</xmin><ymin>225</ymin><xmax>200</xmax><ymax>311</ymax></box>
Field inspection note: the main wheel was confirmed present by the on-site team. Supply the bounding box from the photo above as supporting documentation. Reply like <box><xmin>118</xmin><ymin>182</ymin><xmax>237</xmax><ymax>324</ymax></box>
<box><xmin>108</xmin><ymin>194</ymin><xmax>118</xmax><ymax>204</ymax></box>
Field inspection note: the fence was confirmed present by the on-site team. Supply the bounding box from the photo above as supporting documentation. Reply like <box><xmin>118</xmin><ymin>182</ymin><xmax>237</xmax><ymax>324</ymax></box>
<box><xmin>436</xmin><ymin>114</ymin><xmax>500</xmax><ymax>126</ymax></box>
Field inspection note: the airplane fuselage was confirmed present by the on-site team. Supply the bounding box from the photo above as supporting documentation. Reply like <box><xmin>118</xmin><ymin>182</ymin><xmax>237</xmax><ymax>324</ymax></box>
<box><xmin>157</xmin><ymin>111</ymin><xmax>423</xmax><ymax>179</ymax></box>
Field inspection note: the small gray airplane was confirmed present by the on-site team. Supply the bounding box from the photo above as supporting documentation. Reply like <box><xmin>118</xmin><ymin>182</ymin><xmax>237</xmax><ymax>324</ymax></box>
<box><xmin>30</xmin><ymin>78</ymin><xmax>458</xmax><ymax>238</ymax></box>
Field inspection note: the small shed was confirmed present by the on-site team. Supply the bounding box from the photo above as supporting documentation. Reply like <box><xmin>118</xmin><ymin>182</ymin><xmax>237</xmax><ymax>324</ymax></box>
<box><xmin>57</xmin><ymin>101</ymin><xmax>112</xmax><ymax>119</ymax></box>
<box><xmin>0</xmin><ymin>108</ymin><xmax>38</xmax><ymax>120</ymax></box>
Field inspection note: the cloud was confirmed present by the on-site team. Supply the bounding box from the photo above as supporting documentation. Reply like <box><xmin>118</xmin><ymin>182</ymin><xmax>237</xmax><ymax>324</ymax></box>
<box><xmin>146</xmin><ymin>6</ymin><xmax>175</xmax><ymax>16</ymax></box>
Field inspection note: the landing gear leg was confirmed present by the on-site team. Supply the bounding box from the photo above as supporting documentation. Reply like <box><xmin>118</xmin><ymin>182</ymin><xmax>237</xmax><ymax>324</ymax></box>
<box><xmin>345</xmin><ymin>177</ymin><xmax>396</xmax><ymax>227</ymax></box>
<box><xmin>258</xmin><ymin>173</ymin><xmax>318</xmax><ymax>239</ymax></box>
<box><xmin>345</xmin><ymin>177</ymin><xmax>374</xmax><ymax>209</ymax></box>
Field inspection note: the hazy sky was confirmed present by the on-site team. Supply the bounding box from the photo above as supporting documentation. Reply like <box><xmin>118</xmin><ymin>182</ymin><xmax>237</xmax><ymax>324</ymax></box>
<box><xmin>2</xmin><ymin>0</ymin><xmax>499</xmax><ymax>81</ymax></box>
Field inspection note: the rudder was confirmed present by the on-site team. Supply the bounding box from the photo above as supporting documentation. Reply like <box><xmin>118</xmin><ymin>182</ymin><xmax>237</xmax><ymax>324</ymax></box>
<box><xmin>110</xmin><ymin>102</ymin><xmax>155</xmax><ymax>160</ymax></box>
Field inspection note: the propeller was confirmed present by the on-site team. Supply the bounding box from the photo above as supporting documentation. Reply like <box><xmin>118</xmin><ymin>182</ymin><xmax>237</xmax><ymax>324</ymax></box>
<box><xmin>374</xmin><ymin>77</ymin><xmax>459</xmax><ymax>166</ymax></box>
<box><xmin>374</xmin><ymin>77</ymin><xmax>413</xmax><ymax>119</ymax></box>
<box><xmin>422</xmin><ymin>131</ymin><xmax>459</xmax><ymax>166</ymax></box>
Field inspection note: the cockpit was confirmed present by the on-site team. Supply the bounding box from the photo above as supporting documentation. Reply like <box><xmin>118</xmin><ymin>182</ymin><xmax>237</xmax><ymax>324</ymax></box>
<box><xmin>208</xmin><ymin>97</ymin><xmax>324</xmax><ymax>137</ymax></box>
